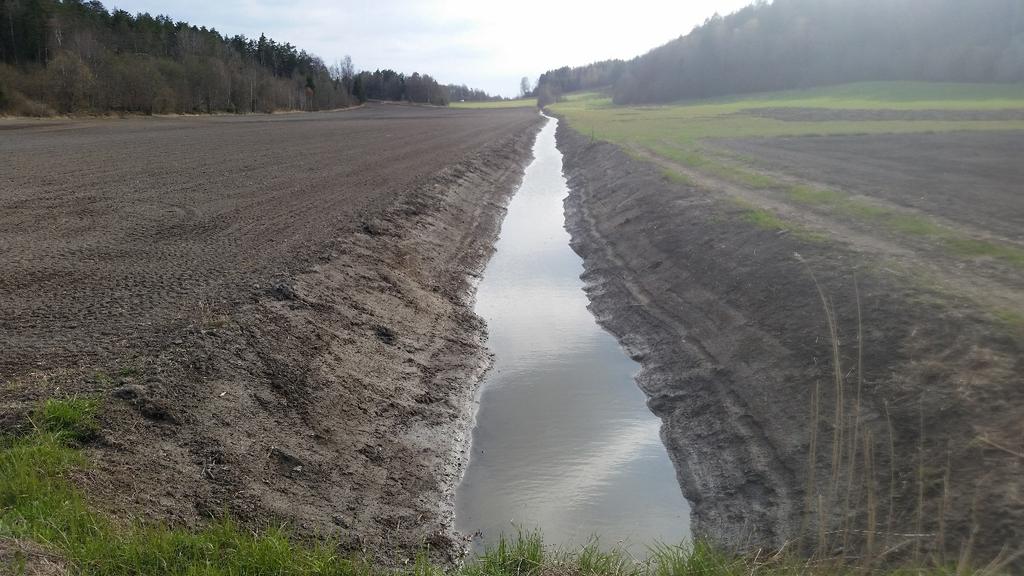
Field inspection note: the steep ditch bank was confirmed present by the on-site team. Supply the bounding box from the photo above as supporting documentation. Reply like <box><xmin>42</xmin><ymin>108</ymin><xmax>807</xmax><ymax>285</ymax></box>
<box><xmin>3</xmin><ymin>113</ymin><xmax>543</xmax><ymax>563</ymax></box>
<box><xmin>555</xmin><ymin>122</ymin><xmax>1023</xmax><ymax>564</ymax></box>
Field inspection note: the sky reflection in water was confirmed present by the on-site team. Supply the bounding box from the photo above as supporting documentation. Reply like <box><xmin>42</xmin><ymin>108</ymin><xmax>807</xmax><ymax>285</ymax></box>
<box><xmin>455</xmin><ymin>115</ymin><xmax>690</xmax><ymax>554</ymax></box>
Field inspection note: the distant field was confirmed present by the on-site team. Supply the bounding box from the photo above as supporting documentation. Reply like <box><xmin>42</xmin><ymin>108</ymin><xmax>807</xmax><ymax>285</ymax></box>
<box><xmin>548</xmin><ymin>82</ymin><xmax>1024</xmax><ymax>150</ymax></box>
<box><xmin>704</xmin><ymin>81</ymin><xmax>1024</xmax><ymax>109</ymax></box>
<box><xmin>451</xmin><ymin>97</ymin><xmax>537</xmax><ymax>109</ymax></box>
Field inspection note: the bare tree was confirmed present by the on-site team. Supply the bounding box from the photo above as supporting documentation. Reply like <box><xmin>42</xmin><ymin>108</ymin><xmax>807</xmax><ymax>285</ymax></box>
<box><xmin>341</xmin><ymin>55</ymin><xmax>354</xmax><ymax>92</ymax></box>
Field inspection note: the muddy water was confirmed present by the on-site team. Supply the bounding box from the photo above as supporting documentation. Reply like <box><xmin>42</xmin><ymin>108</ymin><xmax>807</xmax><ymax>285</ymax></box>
<box><xmin>456</xmin><ymin>115</ymin><xmax>690</xmax><ymax>552</ymax></box>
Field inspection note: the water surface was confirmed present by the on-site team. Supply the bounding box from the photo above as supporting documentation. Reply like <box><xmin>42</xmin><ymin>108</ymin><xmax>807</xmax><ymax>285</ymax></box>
<box><xmin>455</xmin><ymin>115</ymin><xmax>690</xmax><ymax>553</ymax></box>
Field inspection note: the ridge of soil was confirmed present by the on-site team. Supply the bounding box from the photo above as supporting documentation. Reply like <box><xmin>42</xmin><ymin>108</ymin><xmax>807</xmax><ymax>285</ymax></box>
<box><xmin>1</xmin><ymin>104</ymin><xmax>543</xmax><ymax>561</ymax></box>
<box><xmin>556</xmin><ymin>122</ymin><xmax>1023</xmax><ymax>564</ymax></box>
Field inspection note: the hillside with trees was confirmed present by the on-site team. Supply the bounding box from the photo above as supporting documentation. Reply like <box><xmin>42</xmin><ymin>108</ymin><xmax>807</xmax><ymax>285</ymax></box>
<box><xmin>534</xmin><ymin>0</ymin><xmax>1024</xmax><ymax>105</ymax></box>
<box><xmin>0</xmin><ymin>0</ymin><xmax>490</xmax><ymax>115</ymax></box>
<box><xmin>533</xmin><ymin>60</ymin><xmax>625</xmax><ymax>106</ymax></box>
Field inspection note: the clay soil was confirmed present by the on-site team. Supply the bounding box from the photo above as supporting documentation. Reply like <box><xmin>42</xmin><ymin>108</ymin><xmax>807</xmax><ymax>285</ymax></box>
<box><xmin>557</xmin><ymin>124</ymin><xmax>1023</xmax><ymax>565</ymax></box>
<box><xmin>1</xmin><ymin>104</ymin><xmax>541</xmax><ymax>561</ymax></box>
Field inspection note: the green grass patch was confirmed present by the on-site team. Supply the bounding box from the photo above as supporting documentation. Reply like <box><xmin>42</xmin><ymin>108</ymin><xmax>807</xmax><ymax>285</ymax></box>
<box><xmin>650</xmin><ymin>144</ymin><xmax>777</xmax><ymax>189</ymax></box>
<box><xmin>787</xmin><ymin>185</ymin><xmax>846</xmax><ymax>205</ymax></box>
<box><xmin>993</xmin><ymin>308</ymin><xmax>1024</xmax><ymax>335</ymax></box>
<box><xmin>742</xmin><ymin>207</ymin><xmax>788</xmax><ymax>231</ymax></box>
<box><xmin>702</xmin><ymin>81</ymin><xmax>1024</xmax><ymax>110</ymax></box>
<box><xmin>33</xmin><ymin>397</ymin><xmax>100</xmax><ymax>443</ymax></box>
<box><xmin>450</xmin><ymin>98</ymin><xmax>536</xmax><ymax>109</ymax></box>
<box><xmin>661</xmin><ymin>169</ymin><xmax>693</xmax><ymax>186</ymax></box>
<box><xmin>462</xmin><ymin>533</ymin><xmax>545</xmax><ymax>576</ymax></box>
<box><xmin>728</xmin><ymin>199</ymin><xmax>823</xmax><ymax>241</ymax></box>
<box><xmin>944</xmin><ymin>237</ymin><xmax>1024</xmax><ymax>267</ymax></box>
<box><xmin>884</xmin><ymin>213</ymin><xmax>944</xmax><ymax>237</ymax></box>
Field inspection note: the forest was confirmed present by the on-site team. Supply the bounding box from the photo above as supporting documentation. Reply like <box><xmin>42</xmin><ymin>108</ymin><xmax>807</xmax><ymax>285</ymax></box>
<box><xmin>533</xmin><ymin>60</ymin><xmax>625</xmax><ymax>106</ymax></box>
<box><xmin>352</xmin><ymin>69</ymin><xmax>449</xmax><ymax>106</ymax></box>
<box><xmin>0</xmin><ymin>0</ymin><xmax>496</xmax><ymax>115</ymax></box>
<box><xmin>534</xmin><ymin>0</ymin><xmax>1024</xmax><ymax>105</ymax></box>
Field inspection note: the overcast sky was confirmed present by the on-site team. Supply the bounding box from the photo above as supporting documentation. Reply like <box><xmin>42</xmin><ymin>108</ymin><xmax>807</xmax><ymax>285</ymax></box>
<box><xmin>109</xmin><ymin>0</ymin><xmax>755</xmax><ymax>97</ymax></box>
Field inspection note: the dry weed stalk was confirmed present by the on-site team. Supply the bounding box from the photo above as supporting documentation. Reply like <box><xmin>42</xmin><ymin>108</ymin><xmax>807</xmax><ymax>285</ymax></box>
<box><xmin>864</xmin><ymin>430</ymin><xmax>878</xmax><ymax>566</ymax></box>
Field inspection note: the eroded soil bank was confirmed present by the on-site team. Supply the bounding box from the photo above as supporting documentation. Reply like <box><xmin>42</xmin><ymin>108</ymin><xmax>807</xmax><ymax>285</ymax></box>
<box><xmin>1</xmin><ymin>105</ymin><xmax>542</xmax><ymax>561</ymax></box>
<box><xmin>556</xmin><ymin>122</ymin><xmax>1022</xmax><ymax>564</ymax></box>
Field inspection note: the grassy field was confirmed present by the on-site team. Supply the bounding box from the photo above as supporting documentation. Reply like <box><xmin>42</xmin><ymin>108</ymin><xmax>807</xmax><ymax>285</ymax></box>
<box><xmin>694</xmin><ymin>81</ymin><xmax>1024</xmax><ymax>110</ymax></box>
<box><xmin>548</xmin><ymin>82</ymin><xmax>1024</xmax><ymax>149</ymax></box>
<box><xmin>0</xmin><ymin>397</ymin><xmax>999</xmax><ymax>575</ymax></box>
<box><xmin>451</xmin><ymin>98</ymin><xmax>537</xmax><ymax>109</ymax></box>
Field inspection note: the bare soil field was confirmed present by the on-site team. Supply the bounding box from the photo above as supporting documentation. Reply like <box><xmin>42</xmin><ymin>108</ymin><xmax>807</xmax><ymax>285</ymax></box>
<box><xmin>1</xmin><ymin>104</ymin><xmax>542</xmax><ymax>560</ymax></box>
<box><xmin>718</xmin><ymin>131</ymin><xmax>1024</xmax><ymax>241</ymax></box>
<box><xmin>557</xmin><ymin>123</ymin><xmax>1023</xmax><ymax>565</ymax></box>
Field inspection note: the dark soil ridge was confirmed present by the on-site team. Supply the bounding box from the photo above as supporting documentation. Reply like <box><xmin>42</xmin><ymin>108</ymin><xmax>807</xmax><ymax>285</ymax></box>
<box><xmin>555</xmin><ymin>122</ymin><xmax>1023</xmax><ymax>564</ymax></box>
<box><xmin>3</xmin><ymin>110</ymin><xmax>542</xmax><ymax>563</ymax></box>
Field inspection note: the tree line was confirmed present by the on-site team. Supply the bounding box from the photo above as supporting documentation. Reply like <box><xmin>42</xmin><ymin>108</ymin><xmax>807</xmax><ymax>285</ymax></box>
<box><xmin>350</xmin><ymin>69</ymin><xmax>446</xmax><ymax>106</ymax></box>
<box><xmin>447</xmin><ymin>83</ymin><xmax>504</xmax><ymax>103</ymax></box>
<box><xmin>348</xmin><ymin>70</ymin><xmax>507</xmax><ymax>106</ymax></box>
<box><xmin>532</xmin><ymin>60</ymin><xmax>625</xmax><ymax>106</ymax></box>
<box><xmin>0</xmin><ymin>0</ymin><xmax>497</xmax><ymax>115</ymax></box>
<box><xmin>534</xmin><ymin>0</ymin><xmax>1024</xmax><ymax>105</ymax></box>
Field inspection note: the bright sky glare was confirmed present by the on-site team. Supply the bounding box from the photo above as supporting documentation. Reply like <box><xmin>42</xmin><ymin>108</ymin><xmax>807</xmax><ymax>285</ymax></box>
<box><xmin>109</xmin><ymin>0</ymin><xmax>756</xmax><ymax>97</ymax></box>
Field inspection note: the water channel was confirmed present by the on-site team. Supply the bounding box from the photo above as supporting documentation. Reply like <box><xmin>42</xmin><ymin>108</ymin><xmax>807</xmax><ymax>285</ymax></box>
<box><xmin>455</xmin><ymin>114</ymin><xmax>690</xmax><ymax>553</ymax></box>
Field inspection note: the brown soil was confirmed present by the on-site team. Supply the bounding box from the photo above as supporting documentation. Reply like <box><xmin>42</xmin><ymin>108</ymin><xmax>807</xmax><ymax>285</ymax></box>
<box><xmin>557</xmin><ymin>123</ymin><xmax>1023</xmax><ymax>565</ymax></box>
<box><xmin>717</xmin><ymin>131</ymin><xmax>1024</xmax><ymax>241</ymax></box>
<box><xmin>1</xmin><ymin>104</ymin><xmax>542</xmax><ymax>561</ymax></box>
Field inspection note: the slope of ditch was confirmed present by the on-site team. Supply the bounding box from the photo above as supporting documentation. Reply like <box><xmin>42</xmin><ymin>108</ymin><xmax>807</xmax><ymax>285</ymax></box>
<box><xmin>556</xmin><ymin>121</ymin><xmax>1023</xmax><ymax>565</ymax></box>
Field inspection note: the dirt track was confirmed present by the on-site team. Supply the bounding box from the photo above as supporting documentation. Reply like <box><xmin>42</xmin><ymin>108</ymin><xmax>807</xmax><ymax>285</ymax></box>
<box><xmin>2</xmin><ymin>104</ymin><xmax>541</xmax><ymax>560</ymax></box>
<box><xmin>557</xmin><ymin>123</ymin><xmax>1023</xmax><ymax>564</ymax></box>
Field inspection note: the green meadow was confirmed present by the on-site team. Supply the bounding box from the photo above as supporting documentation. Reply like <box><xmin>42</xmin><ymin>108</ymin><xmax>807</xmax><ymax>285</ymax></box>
<box><xmin>548</xmin><ymin>82</ymin><xmax>1024</xmax><ymax>151</ymax></box>
<box><xmin>451</xmin><ymin>98</ymin><xmax>537</xmax><ymax>109</ymax></box>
